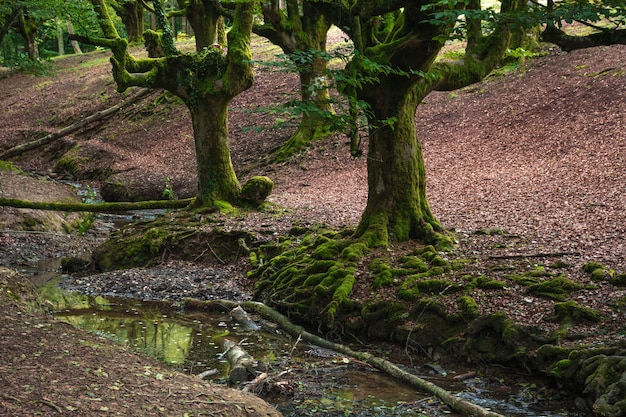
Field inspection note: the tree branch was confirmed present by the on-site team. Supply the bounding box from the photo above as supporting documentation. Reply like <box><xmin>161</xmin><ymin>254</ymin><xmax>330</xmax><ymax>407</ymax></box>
<box><xmin>185</xmin><ymin>299</ymin><xmax>506</xmax><ymax>417</ymax></box>
<box><xmin>1</xmin><ymin>89</ymin><xmax>152</xmax><ymax>160</ymax></box>
<box><xmin>0</xmin><ymin>198</ymin><xmax>193</xmax><ymax>213</ymax></box>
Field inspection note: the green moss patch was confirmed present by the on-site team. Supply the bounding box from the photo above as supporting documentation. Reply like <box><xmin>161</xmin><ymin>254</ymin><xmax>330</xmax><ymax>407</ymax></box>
<box><xmin>526</xmin><ymin>276</ymin><xmax>583</xmax><ymax>301</ymax></box>
<box><xmin>610</xmin><ymin>272</ymin><xmax>626</xmax><ymax>287</ymax></box>
<box><xmin>550</xmin><ymin>301</ymin><xmax>602</xmax><ymax>324</ymax></box>
<box><xmin>240</xmin><ymin>176</ymin><xmax>274</xmax><ymax>205</ymax></box>
<box><xmin>582</xmin><ymin>261</ymin><xmax>607</xmax><ymax>282</ymax></box>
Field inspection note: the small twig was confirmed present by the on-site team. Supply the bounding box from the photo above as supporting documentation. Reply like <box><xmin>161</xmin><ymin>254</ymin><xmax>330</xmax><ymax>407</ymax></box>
<box><xmin>207</xmin><ymin>243</ymin><xmax>226</xmax><ymax>264</ymax></box>
<box><xmin>35</xmin><ymin>398</ymin><xmax>62</xmax><ymax>413</ymax></box>
<box><xmin>193</xmin><ymin>247</ymin><xmax>209</xmax><ymax>262</ymax></box>
<box><xmin>288</xmin><ymin>333</ymin><xmax>302</xmax><ymax>357</ymax></box>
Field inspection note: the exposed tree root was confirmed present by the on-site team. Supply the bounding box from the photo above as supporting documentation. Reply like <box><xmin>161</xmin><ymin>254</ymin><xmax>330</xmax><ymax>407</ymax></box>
<box><xmin>185</xmin><ymin>299</ymin><xmax>506</xmax><ymax>417</ymax></box>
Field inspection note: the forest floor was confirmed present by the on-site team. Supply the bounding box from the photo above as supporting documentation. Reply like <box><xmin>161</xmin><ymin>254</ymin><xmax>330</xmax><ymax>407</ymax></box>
<box><xmin>1</xmin><ymin>31</ymin><xmax>626</xmax><ymax>416</ymax></box>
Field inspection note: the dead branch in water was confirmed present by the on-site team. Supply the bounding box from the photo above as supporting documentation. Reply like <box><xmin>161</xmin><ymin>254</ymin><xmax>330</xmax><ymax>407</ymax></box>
<box><xmin>184</xmin><ymin>299</ymin><xmax>505</xmax><ymax>417</ymax></box>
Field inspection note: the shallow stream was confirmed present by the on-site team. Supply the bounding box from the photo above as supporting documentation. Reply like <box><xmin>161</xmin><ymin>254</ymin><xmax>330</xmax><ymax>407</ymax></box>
<box><xmin>38</xmin><ymin>279</ymin><xmax>584</xmax><ymax>417</ymax></box>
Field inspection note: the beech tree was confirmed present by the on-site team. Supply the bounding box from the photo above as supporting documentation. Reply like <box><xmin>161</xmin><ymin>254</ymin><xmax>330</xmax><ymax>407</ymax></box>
<box><xmin>110</xmin><ymin>0</ymin><xmax>144</xmax><ymax>43</ymax></box>
<box><xmin>250</xmin><ymin>0</ymin><xmax>537</xmax><ymax>323</ymax></box>
<box><xmin>75</xmin><ymin>0</ymin><xmax>256</xmax><ymax>206</ymax></box>
<box><xmin>313</xmin><ymin>0</ymin><xmax>528</xmax><ymax>247</ymax></box>
<box><xmin>254</xmin><ymin>0</ymin><xmax>335</xmax><ymax>161</ymax></box>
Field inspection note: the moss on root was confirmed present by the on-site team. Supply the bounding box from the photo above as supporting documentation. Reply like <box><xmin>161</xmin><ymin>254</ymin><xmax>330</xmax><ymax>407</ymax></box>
<box><xmin>550</xmin><ymin>300</ymin><xmax>602</xmax><ymax>324</ymax></box>
<box><xmin>94</xmin><ymin>213</ymin><xmax>255</xmax><ymax>270</ymax></box>
<box><xmin>526</xmin><ymin>276</ymin><xmax>584</xmax><ymax>301</ymax></box>
<box><xmin>536</xmin><ymin>344</ymin><xmax>626</xmax><ymax>417</ymax></box>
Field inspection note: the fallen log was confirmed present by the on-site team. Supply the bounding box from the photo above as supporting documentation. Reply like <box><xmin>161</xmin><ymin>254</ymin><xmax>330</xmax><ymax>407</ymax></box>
<box><xmin>0</xmin><ymin>197</ymin><xmax>193</xmax><ymax>213</ymax></box>
<box><xmin>185</xmin><ymin>299</ymin><xmax>505</xmax><ymax>417</ymax></box>
<box><xmin>220</xmin><ymin>338</ymin><xmax>266</xmax><ymax>385</ymax></box>
<box><xmin>0</xmin><ymin>89</ymin><xmax>152</xmax><ymax>160</ymax></box>
<box><xmin>196</xmin><ymin>368</ymin><xmax>219</xmax><ymax>380</ymax></box>
<box><xmin>230</xmin><ymin>306</ymin><xmax>260</xmax><ymax>331</ymax></box>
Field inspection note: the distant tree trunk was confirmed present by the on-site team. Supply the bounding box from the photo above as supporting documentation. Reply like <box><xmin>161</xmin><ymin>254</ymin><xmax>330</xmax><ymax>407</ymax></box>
<box><xmin>0</xmin><ymin>8</ymin><xmax>20</xmax><ymax>46</ymax></box>
<box><xmin>275</xmin><ymin>19</ymin><xmax>334</xmax><ymax>161</ymax></box>
<box><xmin>191</xmin><ymin>97</ymin><xmax>241</xmax><ymax>205</ymax></box>
<box><xmin>16</xmin><ymin>9</ymin><xmax>40</xmax><ymax>60</ymax></box>
<box><xmin>56</xmin><ymin>20</ymin><xmax>65</xmax><ymax>55</ymax></box>
<box><xmin>66</xmin><ymin>22</ymin><xmax>82</xmax><ymax>54</ymax></box>
<box><xmin>256</xmin><ymin>0</ymin><xmax>334</xmax><ymax>161</ymax></box>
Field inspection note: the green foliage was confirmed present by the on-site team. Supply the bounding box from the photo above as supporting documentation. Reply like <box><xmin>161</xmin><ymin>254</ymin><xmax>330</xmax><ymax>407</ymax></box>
<box><xmin>249</xmin><ymin>47</ymin><xmax>430</xmax><ymax>151</ymax></box>
<box><xmin>162</xmin><ymin>176</ymin><xmax>177</xmax><ymax>200</ymax></box>
<box><xmin>546</xmin><ymin>0</ymin><xmax>626</xmax><ymax>28</ymax></box>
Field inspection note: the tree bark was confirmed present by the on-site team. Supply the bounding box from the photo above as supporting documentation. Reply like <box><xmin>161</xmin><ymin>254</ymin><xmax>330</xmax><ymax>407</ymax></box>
<box><xmin>66</xmin><ymin>22</ymin><xmax>82</xmax><ymax>54</ymax></box>
<box><xmin>220</xmin><ymin>338</ymin><xmax>265</xmax><ymax>384</ymax></box>
<box><xmin>542</xmin><ymin>25</ymin><xmax>626</xmax><ymax>52</ymax></box>
<box><xmin>191</xmin><ymin>97</ymin><xmax>241</xmax><ymax>206</ymax></box>
<box><xmin>16</xmin><ymin>9</ymin><xmax>40</xmax><ymax>60</ymax></box>
<box><xmin>186</xmin><ymin>299</ymin><xmax>505</xmax><ymax>417</ymax></box>
<box><xmin>112</xmin><ymin>0</ymin><xmax>145</xmax><ymax>43</ymax></box>
<box><xmin>179</xmin><ymin>0</ymin><xmax>220</xmax><ymax>50</ymax></box>
<box><xmin>356</xmin><ymin>79</ymin><xmax>443</xmax><ymax>246</ymax></box>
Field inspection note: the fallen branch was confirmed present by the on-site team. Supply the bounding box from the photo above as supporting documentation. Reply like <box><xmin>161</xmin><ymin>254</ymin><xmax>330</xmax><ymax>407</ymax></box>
<box><xmin>184</xmin><ymin>299</ymin><xmax>505</xmax><ymax>417</ymax></box>
<box><xmin>196</xmin><ymin>368</ymin><xmax>219</xmax><ymax>380</ymax></box>
<box><xmin>0</xmin><ymin>89</ymin><xmax>152</xmax><ymax>160</ymax></box>
<box><xmin>488</xmin><ymin>252</ymin><xmax>580</xmax><ymax>260</ymax></box>
<box><xmin>230</xmin><ymin>306</ymin><xmax>260</xmax><ymax>331</ymax></box>
<box><xmin>0</xmin><ymin>197</ymin><xmax>193</xmax><ymax>213</ymax></box>
<box><xmin>219</xmin><ymin>338</ymin><xmax>265</xmax><ymax>385</ymax></box>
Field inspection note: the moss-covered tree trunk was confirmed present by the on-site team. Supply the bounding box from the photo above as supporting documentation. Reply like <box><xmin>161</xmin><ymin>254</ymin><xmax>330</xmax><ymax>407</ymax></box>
<box><xmin>16</xmin><ymin>9</ymin><xmax>40</xmax><ymax>60</ymax></box>
<box><xmin>356</xmin><ymin>79</ymin><xmax>443</xmax><ymax>246</ymax></box>
<box><xmin>80</xmin><ymin>0</ymin><xmax>255</xmax><ymax>207</ymax></box>
<box><xmin>191</xmin><ymin>97</ymin><xmax>241</xmax><ymax>205</ymax></box>
<box><xmin>256</xmin><ymin>0</ymin><xmax>334</xmax><ymax>161</ymax></box>
<box><xmin>348</xmin><ymin>0</ymin><xmax>522</xmax><ymax>248</ymax></box>
<box><xmin>111</xmin><ymin>0</ymin><xmax>144</xmax><ymax>43</ymax></box>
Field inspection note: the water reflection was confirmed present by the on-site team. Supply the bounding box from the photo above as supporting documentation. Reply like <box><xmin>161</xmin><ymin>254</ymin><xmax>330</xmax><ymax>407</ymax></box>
<box><xmin>40</xmin><ymin>281</ymin><xmax>584</xmax><ymax>417</ymax></box>
<box><xmin>42</xmin><ymin>281</ymin><xmax>292</xmax><ymax>377</ymax></box>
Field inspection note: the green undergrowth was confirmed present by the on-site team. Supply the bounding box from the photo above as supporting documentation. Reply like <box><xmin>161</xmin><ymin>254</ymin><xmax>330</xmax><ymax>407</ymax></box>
<box><xmin>250</xmin><ymin>225</ymin><xmax>361</xmax><ymax>323</ymax></box>
<box><xmin>537</xmin><ymin>342</ymin><xmax>626</xmax><ymax>416</ymax></box>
